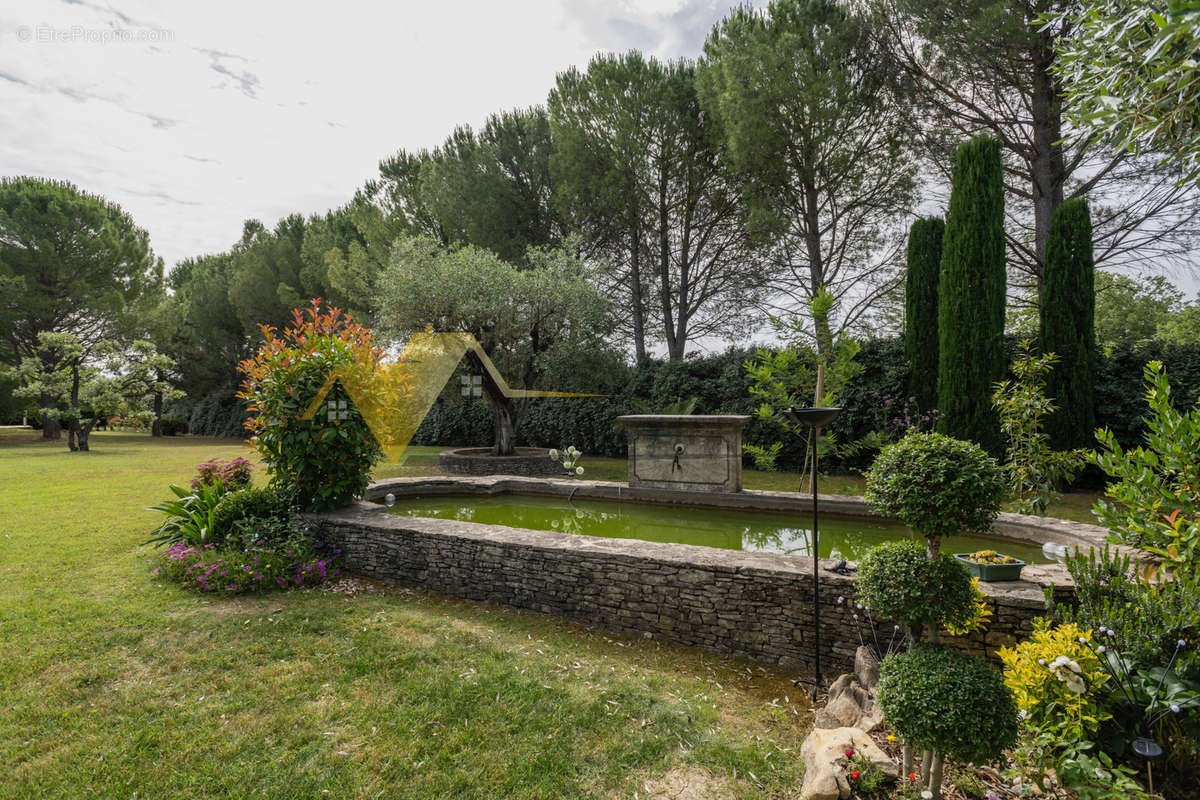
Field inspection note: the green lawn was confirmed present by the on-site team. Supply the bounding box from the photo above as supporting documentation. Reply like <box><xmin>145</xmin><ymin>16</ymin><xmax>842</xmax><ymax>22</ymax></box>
<box><xmin>0</xmin><ymin>430</ymin><xmax>809</xmax><ymax>800</ymax></box>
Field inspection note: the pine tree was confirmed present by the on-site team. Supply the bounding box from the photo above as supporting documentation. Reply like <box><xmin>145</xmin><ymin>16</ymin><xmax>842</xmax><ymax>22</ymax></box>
<box><xmin>937</xmin><ymin>135</ymin><xmax>1007</xmax><ymax>453</ymax></box>
<box><xmin>905</xmin><ymin>217</ymin><xmax>944</xmax><ymax>412</ymax></box>
<box><xmin>1039</xmin><ymin>197</ymin><xmax>1095</xmax><ymax>450</ymax></box>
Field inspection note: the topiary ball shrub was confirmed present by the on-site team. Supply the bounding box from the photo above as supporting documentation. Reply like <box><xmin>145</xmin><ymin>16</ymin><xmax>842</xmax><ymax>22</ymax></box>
<box><xmin>210</xmin><ymin>487</ymin><xmax>289</xmax><ymax>544</ymax></box>
<box><xmin>857</xmin><ymin>541</ymin><xmax>977</xmax><ymax>636</ymax></box>
<box><xmin>877</xmin><ymin>643</ymin><xmax>1018</xmax><ymax>766</ymax></box>
<box><xmin>865</xmin><ymin>431</ymin><xmax>1005</xmax><ymax>551</ymax></box>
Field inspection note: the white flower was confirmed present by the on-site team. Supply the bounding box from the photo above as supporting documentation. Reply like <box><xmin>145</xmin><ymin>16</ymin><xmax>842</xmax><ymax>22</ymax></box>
<box><xmin>575</xmin><ymin>466</ymin><xmax>584</xmax><ymax>475</ymax></box>
<box><xmin>1170</xmin><ymin>704</ymin><xmax>1181</xmax><ymax>714</ymax></box>
<box><xmin>1048</xmin><ymin>655</ymin><xmax>1086</xmax><ymax>693</ymax></box>
<box><xmin>837</xmin><ymin>596</ymin><xmax>845</xmax><ymax>604</ymax></box>
<box><xmin>922</xmin><ymin>791</ymin><xmax>933</xmax><ymax>799</ymax></box>
<box><xmin>567</xmin><ymin>446</ymin><xmax>578</xmax><ymax>455</ymax></box>
<box><xmin>549</xmin><ymin>449</ymin><xmax>559</xmax><ymax>459</ymax></box>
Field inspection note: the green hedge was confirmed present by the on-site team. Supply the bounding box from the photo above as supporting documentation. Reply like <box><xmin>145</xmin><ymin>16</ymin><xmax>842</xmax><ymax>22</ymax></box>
<box><xmin>187</xmin><ymin>338</ymin><xmax>1200</xmax><ymax>475</ymax></box>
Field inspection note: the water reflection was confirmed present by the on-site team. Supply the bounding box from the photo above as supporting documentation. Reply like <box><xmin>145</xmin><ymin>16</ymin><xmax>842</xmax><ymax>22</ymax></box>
<box><xmin>389</xmin><ymin>494</ymin><xmax>1047</xmax><ymax>564</ymax></box>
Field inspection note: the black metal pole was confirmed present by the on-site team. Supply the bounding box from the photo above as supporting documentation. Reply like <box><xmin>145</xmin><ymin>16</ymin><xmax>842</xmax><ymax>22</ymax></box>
<box><xmin>811</xmin><ymin>423</ymin><xmax>822</xmax><ymax>701</ymax></box>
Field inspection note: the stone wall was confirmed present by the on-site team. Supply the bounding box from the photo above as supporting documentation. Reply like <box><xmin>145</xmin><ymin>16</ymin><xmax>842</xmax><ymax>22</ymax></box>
<box><xmin>439</xmin><ymin>447</ymin><xmax>565</xmax><ymax>478</ymax></box>
<box><xmin>312</xmin><ymin>499</ymin><xmax>1077</xmax><ymax>673</ymax></box>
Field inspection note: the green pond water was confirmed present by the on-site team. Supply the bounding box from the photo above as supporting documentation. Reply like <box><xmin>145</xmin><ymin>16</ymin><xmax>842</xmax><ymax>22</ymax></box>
<box><xmin>386</xmin><ymin>494</ymin><xmax>1049</xmax><ymax>563</ymax></box>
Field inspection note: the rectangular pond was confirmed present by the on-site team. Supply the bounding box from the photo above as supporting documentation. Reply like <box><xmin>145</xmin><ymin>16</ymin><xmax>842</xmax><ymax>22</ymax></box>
<box><xmin>385</xmin><ymin>493</ymin><xmax>1050</xmax><ymax>563</ymax></box>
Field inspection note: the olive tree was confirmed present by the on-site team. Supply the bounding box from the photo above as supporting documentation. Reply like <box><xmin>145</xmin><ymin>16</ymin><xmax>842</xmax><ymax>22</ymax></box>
<box><xmin>376</xmin><ymin>237</ymin><xmax>611</xmax><ymax>456</ymax></box>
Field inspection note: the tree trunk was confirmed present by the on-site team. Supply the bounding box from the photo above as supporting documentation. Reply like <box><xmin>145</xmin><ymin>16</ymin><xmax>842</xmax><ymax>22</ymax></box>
<box><xmin>658</xmin><ymin>166</ymin><xmax>683</xmax><ymax>361</ymax></box>
<box><xmin>39</xmin><ymin>391</ymin><xmax>61</xmax><ymax>440</ymax></box>
<box><xmin>925</xmin><ymin>534</ymin><xmax>942</xmax><ymax>561</ymax></box>
<box><xmin>152</xmin><ymin>390</ymin><xmax>164</xmax><ymax>437</ymax></box>
<box><xmin>629</xmin><ymin>221</ymin><xmax>648</xmax><ymax>363</ymax></box>
<box><xmin>473</xmin><ymin>351</ymin><xmax>518</xmax><ymax>457</ymax></box>
<box><xmin>1029</xmin><ymin>32</ymin><xmax>1066</xmax><ymax>307</ymax></box>
<box><xmin>929</xmin><ymin>750</ymin><xmax>944</xmax><ymax>800</ymax></box>
<box><xmin>920</xmin><ymin>750</ymin><xmax>933</xmax><ymax>787</ymax></box>
<box><xmin>491</xmin><ymin>399</ymin><xmax>517</xmax><ymax>457</ymax></box>
<box><xmin>68</xmin><ymin>418</ymin><xmax>92</xmax><ymax>451</ymax></box>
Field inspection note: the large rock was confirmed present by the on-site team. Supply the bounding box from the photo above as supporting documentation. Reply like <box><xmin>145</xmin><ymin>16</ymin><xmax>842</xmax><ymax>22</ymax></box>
<box><xmin>799</xmin><ymin>726</ymin><xmax>898</xmax><ymax>800</ymax></box>
<box><xmin>813</xmin><ymin>673</ymin><xmax>883</xmax><ymax>732</ymax></box>
<box><xmin>855</xmin><ymin>646</ymin><xmax>880</xmax><ymax>690</ymax></box>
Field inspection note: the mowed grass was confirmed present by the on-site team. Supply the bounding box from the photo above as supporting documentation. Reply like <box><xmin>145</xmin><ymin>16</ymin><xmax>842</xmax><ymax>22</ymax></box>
<box><xmin>0</xmin><ymin>430</ymin><xmax>810</xmax><ymax>800</ymax></box>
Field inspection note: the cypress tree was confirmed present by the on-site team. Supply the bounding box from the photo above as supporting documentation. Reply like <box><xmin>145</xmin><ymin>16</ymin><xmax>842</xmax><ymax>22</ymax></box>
<box><xmin>937</xmin><ymin>135</ymin><xmax>1007</xmax><ymax>453</ymax></box>
<box><xmin>905</xmin><ymin>217</ymin><xmax>945</xmax><ymax>412</ymax></box>
<box><xmin>1040</xmin><ymin>197</ymin><xmax>1095</xmax><ymax>450</ymax></box>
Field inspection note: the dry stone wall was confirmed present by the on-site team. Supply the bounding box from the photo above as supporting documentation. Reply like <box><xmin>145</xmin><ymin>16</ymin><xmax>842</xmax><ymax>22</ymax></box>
<box><xmin>312</xmin><ymin>500</ymin><xmax>1076</xmax><ymax>672</ymax></box>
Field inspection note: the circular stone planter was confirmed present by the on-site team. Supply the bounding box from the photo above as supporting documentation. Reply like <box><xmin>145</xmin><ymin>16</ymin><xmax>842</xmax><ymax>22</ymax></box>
<box><xmin>439</xmin><ymin>447</ymin><xmax>566</xmax><ymax>478</ymax></box>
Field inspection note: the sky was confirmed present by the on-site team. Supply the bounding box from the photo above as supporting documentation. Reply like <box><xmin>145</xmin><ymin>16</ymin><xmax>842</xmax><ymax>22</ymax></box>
<box><xmin>0</xmin><ymin>0</ymin><xmax>737</xmax><ymax>272</ymax></box>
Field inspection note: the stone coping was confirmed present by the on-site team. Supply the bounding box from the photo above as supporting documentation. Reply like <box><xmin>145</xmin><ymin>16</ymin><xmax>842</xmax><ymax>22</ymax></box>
<box><xmin>615</xmin><ymin>414</ymin><xmax>751</xmax><ymax>426</ymax></box>
<box><xmin>354</xmin><ymin>475</ymin><xmax>1130</xmax><ymax>599</ymax></box>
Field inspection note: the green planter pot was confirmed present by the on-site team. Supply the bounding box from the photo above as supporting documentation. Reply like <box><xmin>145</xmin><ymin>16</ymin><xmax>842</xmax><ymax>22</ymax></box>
<box><xmin>954</xmin><ymin>554</ymin><xmax>1026</xmax><ymax>582</ymax></box>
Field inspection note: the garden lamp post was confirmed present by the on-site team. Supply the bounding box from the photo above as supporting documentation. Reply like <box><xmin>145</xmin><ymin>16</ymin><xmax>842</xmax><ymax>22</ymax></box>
<box><xmin>783</xmin><ymin>405</ymin><xmax>842</xmax><ymax>701</ymax></box>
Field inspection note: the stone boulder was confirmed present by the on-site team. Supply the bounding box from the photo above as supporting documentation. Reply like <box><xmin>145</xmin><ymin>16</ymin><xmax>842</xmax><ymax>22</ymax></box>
<box><xmin>813</xmin><ymin>673</ymin><xmax>883</xmax><ymax>732</ymax></box>
<box><xmin>799</xmin><ymin>726</ymin><xmax>898</xmax><ymax>800</ymax></box>
<box><xmin>855</xmin><ymin>645</ymin><xmax>880</xmax><ymax>690</ymax></box>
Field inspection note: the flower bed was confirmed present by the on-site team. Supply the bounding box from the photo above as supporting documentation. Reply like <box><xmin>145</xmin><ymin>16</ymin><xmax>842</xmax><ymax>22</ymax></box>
<box><xmin>155</xmin><ymin>541</ymin><xmax>341</xmax><ymax>594</ymax></box>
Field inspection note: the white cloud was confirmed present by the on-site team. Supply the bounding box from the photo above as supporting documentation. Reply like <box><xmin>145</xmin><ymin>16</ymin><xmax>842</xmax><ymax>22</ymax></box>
<box><xmin>0</xmin><ymin>0</ymin><xmax>740</xmax><ymax>271</ymax></box>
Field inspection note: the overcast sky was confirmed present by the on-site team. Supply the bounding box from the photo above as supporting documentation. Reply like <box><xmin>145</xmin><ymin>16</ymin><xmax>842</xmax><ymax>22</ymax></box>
<box><xmin>0</xmin><ymin>0</ymin><xmax>737</xmax><ymax>272</ymax></box>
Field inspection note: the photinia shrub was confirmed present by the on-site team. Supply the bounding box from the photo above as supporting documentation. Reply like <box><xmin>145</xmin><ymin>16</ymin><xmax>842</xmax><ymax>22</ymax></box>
<box><xmin>238</xmin><ymin>300</ymin><xmax>384</xmax><ymax>511</ymax></box>
<box><xmin>1090</xmin><ymin>361</ymin><xmax>1200</xmax><ymax>574</ymax></box>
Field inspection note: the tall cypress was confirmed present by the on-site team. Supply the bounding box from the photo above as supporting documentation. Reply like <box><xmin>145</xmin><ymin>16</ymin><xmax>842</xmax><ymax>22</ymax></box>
<box><xmin>1040</xmin><ymin>197</ymin><xmax>1095</xmax><ymax>450</ymax></box>
<box><xmin>905</xmin><ymin>217</ymin><xmax>945</xmax><ymax>412</ymax></box>
<box><xmin>937</xmin><ymin>135</ymin><xmax>1007</xmax><ymax>453</ymax></box>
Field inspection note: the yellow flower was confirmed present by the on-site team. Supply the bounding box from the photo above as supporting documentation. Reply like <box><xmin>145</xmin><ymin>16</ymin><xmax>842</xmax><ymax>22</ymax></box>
<box><xmin>886</xmin><ymin>734</ymin><xmax>896</xmax><ymax>742</ymax></box>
